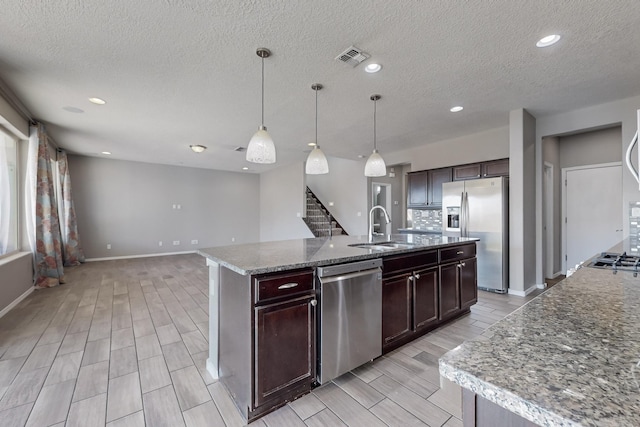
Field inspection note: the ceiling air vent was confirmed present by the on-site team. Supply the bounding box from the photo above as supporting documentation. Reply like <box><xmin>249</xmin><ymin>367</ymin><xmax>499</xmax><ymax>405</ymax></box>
<box><xmin>234</xmin><ymin>146</ymin><xmax>246</xmax><ymax>152</ymax></box>
<box><xmin>335</xmin><ymin>45</ymin><xmax>370</xmax><ymax>67</ymax></box>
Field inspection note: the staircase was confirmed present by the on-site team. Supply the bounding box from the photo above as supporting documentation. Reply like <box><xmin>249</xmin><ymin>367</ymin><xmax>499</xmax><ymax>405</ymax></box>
<box><xmin>303</xmin><ymin>187</ymin><xmax>348</xmax><ymax>237</ymax></box>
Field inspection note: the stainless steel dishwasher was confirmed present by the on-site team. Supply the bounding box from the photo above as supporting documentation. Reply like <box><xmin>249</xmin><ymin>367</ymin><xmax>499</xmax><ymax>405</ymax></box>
<box><xmin>317</xmin><ymin>258</ymin><xmax>382</xmax><ymax>384</ymax></box>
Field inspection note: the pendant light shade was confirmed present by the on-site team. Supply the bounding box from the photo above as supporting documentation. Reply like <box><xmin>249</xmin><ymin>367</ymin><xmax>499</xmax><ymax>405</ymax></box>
<box><xmin>306</xmin><ymin>83</ymin><xmax>329</xmax><ymax>175</ymax></box>
<box><xmin>246</xmin><ymin>48</ymin><xmax>276</xmax><ymax>164</ymax></box>
<box><xmin>365</xmin><ymin>94</ymin><xmax>386</xmax><ymax>177</ymax></box>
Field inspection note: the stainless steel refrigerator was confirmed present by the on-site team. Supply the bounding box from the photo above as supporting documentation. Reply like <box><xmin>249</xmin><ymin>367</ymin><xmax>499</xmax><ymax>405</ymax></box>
<box><xmin>442</xmin><ymin>177</ymin><xmax>508</xmax><ymax>293</ymax></box>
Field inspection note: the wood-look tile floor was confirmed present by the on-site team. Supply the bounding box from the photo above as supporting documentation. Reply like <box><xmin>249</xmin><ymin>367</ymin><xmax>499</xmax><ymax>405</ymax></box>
<box><xmin>0</xmin><ymin>254</ymin><xmax>545</xmax><ymax>426</ymax></box>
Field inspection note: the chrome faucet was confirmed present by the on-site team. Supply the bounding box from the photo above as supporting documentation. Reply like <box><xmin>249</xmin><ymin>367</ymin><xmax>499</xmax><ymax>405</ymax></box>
<box><xmin>369</xmin><ymin>205</ymin><xmax>391</xmax><ymax>242</ymax></box>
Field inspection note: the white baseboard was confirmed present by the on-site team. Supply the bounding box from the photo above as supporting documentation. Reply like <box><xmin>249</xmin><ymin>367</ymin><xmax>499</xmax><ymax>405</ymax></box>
<box><xmin>0</xmin><ymin>286</ymin><xmax>35</xmax><ymax>319</ymax></box>
<box><xmin>508</xmin><ymin>284</ymin><xmax>539</xmax><ymax>297</ymax></box>
<box><xmin>548</xmin><ymin>271</ymin><xmax>564</xmax><ymax>279</ymax></box>
<box><xmin>537</xmin><ymin>283</ymin><xmax>547</xmax><ymax>289</ymax></box>
<box><xmin>86</xmin><ymin>250</ymin><xmax>197</xmax><ymax>262</ymax></box>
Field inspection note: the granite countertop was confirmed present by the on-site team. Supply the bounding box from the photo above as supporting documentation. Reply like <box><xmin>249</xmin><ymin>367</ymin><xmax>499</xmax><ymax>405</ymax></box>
<box><xmin>198</xmin><ymin>234</ymin><xmax>478</xmax><ymax>275</ymax></box>
<box><xmin>439</xmin><ymin>264</ymin><xmax>640</xmax><ymax>427</ymax></box>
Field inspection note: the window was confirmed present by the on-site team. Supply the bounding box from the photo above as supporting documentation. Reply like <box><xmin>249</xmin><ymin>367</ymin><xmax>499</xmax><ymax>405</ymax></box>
<box><xmin>0</xmin><ymin>128</ymin><xmax>18</xmax><ymax>256</ymax></box>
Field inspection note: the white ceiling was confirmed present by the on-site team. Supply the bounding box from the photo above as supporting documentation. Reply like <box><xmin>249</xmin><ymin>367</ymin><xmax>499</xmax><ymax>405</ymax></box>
<box><xmin>1</xmin><ymin>1</ymin><xmax>640</xmax><ymax>173</ymax></box>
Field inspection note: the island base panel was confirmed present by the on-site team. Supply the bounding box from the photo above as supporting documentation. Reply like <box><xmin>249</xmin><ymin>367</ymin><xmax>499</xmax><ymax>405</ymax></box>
<box><xmin>463</xmin><ymin>389</ymin><xmax>538</xmax><ymax>427</ymax></box>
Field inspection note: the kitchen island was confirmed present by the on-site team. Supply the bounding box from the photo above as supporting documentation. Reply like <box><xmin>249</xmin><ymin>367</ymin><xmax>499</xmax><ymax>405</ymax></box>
<box><xmin>199</xmin><ymin>233</ymin><xmax>479</xmax><ymax>422</ymax></box>
<box><xmin>439</xmin><ymin>246</ymin><xmax>640</xmax><ymax>426</ymax></box>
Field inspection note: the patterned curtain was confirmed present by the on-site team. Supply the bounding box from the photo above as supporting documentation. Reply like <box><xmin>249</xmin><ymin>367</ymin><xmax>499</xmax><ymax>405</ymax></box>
<box><xmin>57</xmin><ymin>150</ymin><xmax>85</xmax><ymax>266</ymax></box>
<box><xmin>30</xmin><ymin>123</ymin><xmax>65</xmax><ymax>288</ymax></box>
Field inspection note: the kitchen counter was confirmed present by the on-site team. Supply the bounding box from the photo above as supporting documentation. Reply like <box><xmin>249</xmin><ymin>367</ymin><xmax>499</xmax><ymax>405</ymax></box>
<box><xmin>198</xmin><ymin>233</ymin><xmax>478</xmax><ymax>275</ymax></box>
<box><xmin>439</xmin><ymin>261</ymin><xmax>640</xmax><ymax>426</ymax></box>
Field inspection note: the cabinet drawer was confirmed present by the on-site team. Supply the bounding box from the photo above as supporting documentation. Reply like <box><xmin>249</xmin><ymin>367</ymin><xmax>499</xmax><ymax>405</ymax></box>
<box><xmin>439</xmin><ymin>244</ymin><xmax>476</xmax><ymax>263</ymax></box>
<box><xmin>383</xmin><ymin>250</ymin><xmax>438</xmax><ymax>276</ymax></box>
<box><xmin>254</xmin><ymin>270</ymin><xmax>314</xmax><ymax>303</ymax></box>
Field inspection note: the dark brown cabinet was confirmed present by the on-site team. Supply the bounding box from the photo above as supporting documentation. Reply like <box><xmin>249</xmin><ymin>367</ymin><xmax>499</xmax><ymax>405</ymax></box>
<box><xmin>255</xmin><ymin>294</ymin><xmax>315</xmax><ymax>408</ymax></box>
<box><xmin>381</xmin><ymin>273</ymin><xmax>412</xmax><ymax>347</ymax></box>
<box><xmin>412</xmin><ymin>266</ymin><xmax>439</xmax><ymax>331</ymax></box>
<box><xmin>407</xmin><ymin>171</ymin><xmax>428</xmax><ymax>208</ymax></box>
<box><xmin>439</xmin><ymin>262</ymin><xmax>461</xmax><ymax>319</ymax></box>
<box><xmin>459</xmin><ymin>257</ymin><xmax>478</xmax><ymax>309</ymax></box>
<box><xmin>482</xmin><ymin>159</ymin><xmax>509</xmax><ymax>178</ymax></box>
<box><xmin>218</xmin><ymin>267</ymin><xmax>316</xmax><ymax>423</ymax></box>
<box><xmin>439</xmin><ymin>244</ymin><xmax>478</xmax><ymax>320</ymax></box>
<box><xmin>427</xmin><ymin>168</ymin><xmax>452</xmax><ymax>207</ymax></box>
<box><xmin>382</xmin><ymin>250</ymin><xmax>439</xmax><ymax>351</ymax></box>
<box><xmin>453</xmin><ymin>163</ymin><xmax>482</xmax><ymax>181</ymax></box>
<box><xmin>408</xmin><ymin>168</ymin><xmax>452</xmax><ymax>209</ymax></box>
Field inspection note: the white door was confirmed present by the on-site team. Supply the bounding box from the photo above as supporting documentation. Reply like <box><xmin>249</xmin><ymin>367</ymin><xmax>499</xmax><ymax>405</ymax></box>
<box><xmin>564</xmin><ymin>163</ymin><xmax>622</xmax><ymax>272</ymax></box>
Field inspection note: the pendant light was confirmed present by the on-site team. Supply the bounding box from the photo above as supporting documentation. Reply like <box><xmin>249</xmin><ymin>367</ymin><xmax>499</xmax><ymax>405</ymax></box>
<box><xmin>246</xmin><ymin>48</ymin><xmax>276</xmax><ymax>164</ymax></box>
<box><xmin>305</xmin><ymin>83</ymin><xmax>329</xmax><ymax>175</ymax></box>
<box><xmin>364</xmin><ymin>94</ymin><xmax>386</xmax><ymax>177</ymax></box>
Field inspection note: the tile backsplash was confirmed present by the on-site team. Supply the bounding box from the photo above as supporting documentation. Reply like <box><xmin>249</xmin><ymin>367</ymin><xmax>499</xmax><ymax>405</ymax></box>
<box><xmin>407</xmin><ymin>209</ymin><xmax>442</xmax><ymax>231</ymax></box>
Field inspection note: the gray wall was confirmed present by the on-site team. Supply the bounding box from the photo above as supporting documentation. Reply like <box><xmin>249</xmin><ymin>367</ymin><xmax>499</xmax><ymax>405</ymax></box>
<box><xmin>306</xmin><ymin>156</ymin><xmax>368</xmax><ymax>236</ymax></box>
<box><xmin>69</xmin><ymin>155</ymin><xmax>260</xmax><ymax>259</ymax></box>
<box><xmin>559</xmin><ymin>126</ymin><xmax>622</xmax><ymax>169</ymax></box>
<box><xmin>535</xmin><ymin>94</ymin><xmax>640</xmax><ymax>286</ymax></box>
<box><xmin>509</xmin><ymin>108</ymin><xmax>537</xmax><ymax>294</ymax></box>
<box><xmin>260</xmin><ymin>161</ymin><xmax>314</xmax><ymax>241</ymax></box>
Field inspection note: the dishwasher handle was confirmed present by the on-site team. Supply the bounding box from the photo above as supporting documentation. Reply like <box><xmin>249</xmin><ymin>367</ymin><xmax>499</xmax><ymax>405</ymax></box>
<box><xmin>318</xmin><ymin>267</ymin><xmax>382</xmax><ymax>285</ymax></box>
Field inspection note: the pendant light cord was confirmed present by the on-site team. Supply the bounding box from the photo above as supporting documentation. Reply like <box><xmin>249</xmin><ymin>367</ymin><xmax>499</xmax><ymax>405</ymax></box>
<box><xmin>261</xmin><ymin>55</ymin><xmax>265</xmax><ymax>126</ymax></box>
<box><xmin>373</xmin><ymin>98</ymin><xmax>377</xmax><ymax>151</ymax></box>
<box><xmin>315</xmin><ymin>87</ymin><xmax>318</xmax><ymax>146</ymax></box>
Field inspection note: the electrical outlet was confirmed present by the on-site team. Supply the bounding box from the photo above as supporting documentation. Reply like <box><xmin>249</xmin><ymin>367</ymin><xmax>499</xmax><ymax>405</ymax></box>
<box><xmin>172</xmin><ymin>204</ymin><xmax>176</xmax><ymax>209</ymax></box>
<box><xmin>172</xmin><ymin>240</ymin><xmax>180</xmax><ymax>246</ymax></box>
<box><xmin>231</xmin><ymin>237</ymin><xmax>235</xmax><ymax>242</ymax></box>
<box><xmin>296</xmin><ymin>212</ymin><xmax>301</xmax><ymax>218</ymax></box>
<box><xmin>177</xmin><ymin>204</ymin><xmax>181</xmax><ymax>209</ymax></box>
<box><xmin>357</xmin><ymin>212</ymin><xmax>361</xmax><ymax>217</ymax></box>
<box><xmin>191</xmin><ymin>239</ymin><xmax>198</xmax><ymax>245</ymax></box>
<box><xmin>158</xmin><ymin>241</ymin><xmax>163</xmax><ymax>247</ymax></box>
<box><xmin>106</xmin><ymin>244</ymin><xmax>111</xmax><ymax>250</ymax></box>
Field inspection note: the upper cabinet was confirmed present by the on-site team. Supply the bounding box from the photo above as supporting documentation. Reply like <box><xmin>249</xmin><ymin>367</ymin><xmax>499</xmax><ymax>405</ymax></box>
<box><xmin>427</xmin><ymin>168</ymin><xmax>452</xmax><ymax>207</ymax></box>
<box><xmin>407</xmin><ymin>171</ymin><xmax>428</xmax><ymax>208</ymax></box>
<box><xmin>453</xmin><ymin>159</ymin><xmax>509</xmax><ymax>181</ymax></box>
<box><xmin>407</xmin><ymin>168</ymin><xmax>452</xmax><ymax>209</ymax></box>
<box><xmin>482</xmin><ymin>158</ymin><xmax>509</xmax><ymax>178</ymax></box>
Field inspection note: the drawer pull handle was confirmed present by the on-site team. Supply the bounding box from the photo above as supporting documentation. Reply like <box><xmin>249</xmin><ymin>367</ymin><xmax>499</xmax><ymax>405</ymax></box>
<box><xmin>278</xmin><ymin>282</ymin><xmax>299</xmax><ymax>290</ymax></box>
<box><xmin>456</xmin><ymin>251</ymin><xmax>464</xmax><ymax>255</ymax></box>
<box><xmin>457</xmin><ymin>262</ymin><xmax>466</xmax><ymax>269</ymax></box>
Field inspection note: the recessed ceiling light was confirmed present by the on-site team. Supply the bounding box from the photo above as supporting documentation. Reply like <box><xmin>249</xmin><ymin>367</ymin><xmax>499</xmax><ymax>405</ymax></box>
<box><xmin>89</xmin><ymin>97</ymin><xmax>106</xmax><ymax>105</ymax></box>
<box><xmin>536</xmin><ymin>34</ymin><xmax>561</xmax><ymax>48</ymax></box>
<box><xmin>190</xmin><ymin>144</ymin><xmax>207</xmax><ymax>153</ymax></box>
<box><xmin>357</xmin><ymin>154</ymin><xmax>366</xmax><ymax>159</ymax></box>
<box><xmin>364</xmin><ymin>63</ymin><xmax>382</xmax><ymax>73</ymax></box>
<box><xmin>450</xmin><ymin>106</ymin><xmax>464</xmax><ymax>112</ymax></box>
<box><xmin>242</xmin><ymin>167</ymin><xmax>249</xmax><ymax>171</ymax></box>
<box><xmin>101</xmin><ymin>151</ymin><xmax>111</xmax><ymax>155</ymax></box>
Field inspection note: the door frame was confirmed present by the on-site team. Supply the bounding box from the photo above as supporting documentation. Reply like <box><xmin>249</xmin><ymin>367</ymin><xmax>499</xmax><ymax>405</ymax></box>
<box><xmin>543</xmin><ymin>162</ymin><xmax>554</xmax><ymax>280</ymax></box>
<box><xmin>561</xmin><ymin>161</ymin><xmax>621</xmax><ymax>273</ymax></box>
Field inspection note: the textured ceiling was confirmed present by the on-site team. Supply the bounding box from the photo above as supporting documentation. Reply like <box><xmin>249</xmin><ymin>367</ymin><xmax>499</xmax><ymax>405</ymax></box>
<box><xmin>1</xmin><ymin>0</ymin><xmax>639</xmax><ymax>172</ymax></box>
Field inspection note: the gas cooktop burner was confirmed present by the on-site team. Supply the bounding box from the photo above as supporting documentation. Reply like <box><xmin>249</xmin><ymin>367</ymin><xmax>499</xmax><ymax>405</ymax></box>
<box><xmin>588</xmin><ymin>252</ymin><xmax>640</xmax><ymax>275</ymax></box>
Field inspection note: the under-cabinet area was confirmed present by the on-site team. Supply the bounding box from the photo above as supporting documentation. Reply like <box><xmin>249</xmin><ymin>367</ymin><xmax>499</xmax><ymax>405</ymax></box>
<box><xmin>203</xmin><ymin>236</ymin><xmax>478</xmax><ymax>423</ymax></box>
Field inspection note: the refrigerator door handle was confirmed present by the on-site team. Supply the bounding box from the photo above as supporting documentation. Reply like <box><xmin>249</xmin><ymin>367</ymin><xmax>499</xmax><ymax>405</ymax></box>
<box><xmin>462</xmin><ymin>191</ymin><xmax>469</xmax><ymax>237</ymax></box>
<box><xmin>459</xmin><ymin>192</ymin><xmax>465</xmax><ymax>237</ymax></box>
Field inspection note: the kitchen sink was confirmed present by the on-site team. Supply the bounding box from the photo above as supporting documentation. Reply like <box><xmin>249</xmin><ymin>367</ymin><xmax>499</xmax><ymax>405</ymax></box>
<box><xmin>348</xmin><ymin>241</ymin><xmax>418</xmax><ymax>251</ymax></box>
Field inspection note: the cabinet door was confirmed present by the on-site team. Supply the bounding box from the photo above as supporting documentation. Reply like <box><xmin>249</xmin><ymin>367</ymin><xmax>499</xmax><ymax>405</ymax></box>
<box><xmin>254</xmin><ymin>295</ymin><xmax>315</xmax><ymax>408</ymax></box>
<box><xmin>438</xmin><ymin>262</ymin><xmax>460</xmax><ymax>319</ymax></box>
<box><xmin>459</xmin><ymin>257</ymin><xmax>478</xmax><ymax>309</ymax></box>
<box><xmin>427</xmin><ymin>168</ymin><xmax>452</xmax><ymax>207</ymax></box>
<box><xmin>452</xmin><ymin>163</ymin><xmax>482</xmax><ymax>181</ymax></box>
<box><xmin>382</xmin><ymin>274</ymin><xmax>412</xmax><ymax>348</ymax></box>
<box><xmin>407</xmin><ymin>172</ymin><xmax>428</xmax><ymax>208</ymax></box>
<box><xmin>413</xmin><ymin>266</ymin><xmax>438</xmax><ymax>331</ymax></box>
<box><xmin>482</xmin><ymin>159</ymin><xmax>509</xmax><ymax>178</ymax></box>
